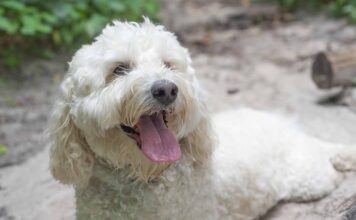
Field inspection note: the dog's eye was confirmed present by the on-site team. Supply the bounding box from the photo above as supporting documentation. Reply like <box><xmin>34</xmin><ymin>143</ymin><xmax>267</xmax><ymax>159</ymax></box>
<box><xmin>113</xmin><ymin>63</ymin><xmax>131</xmax><ymax>75</ymax></box>
<box><xmin>163</xmin><ymin>61</ymin><xmax>174</xmax><ymax>69</ymax></box>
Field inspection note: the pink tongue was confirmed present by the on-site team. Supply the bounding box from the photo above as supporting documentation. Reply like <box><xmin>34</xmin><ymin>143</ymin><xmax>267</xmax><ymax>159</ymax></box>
<box><xmin>137</xmin><ymin>113</ymin><xmax>181</xmax><ymax>163</ymax></box>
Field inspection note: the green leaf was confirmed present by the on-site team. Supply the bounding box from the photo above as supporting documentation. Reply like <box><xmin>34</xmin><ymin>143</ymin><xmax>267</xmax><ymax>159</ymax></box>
<box><xmin>144</xmin><ymin>0</ymin><xmax>159</xmax><ymax>17</ymax></box>
<box><xmin>53</xmin><ymin>3</ymin><xmax>80</xmax><ymax>20</ymax></box>
<box><xmin>37</xmin><ymin>24</ymin><xmax>52</xmax><ymax>34</ymax></box>
<box><xmin>42</xmin><ymin>13</ymin><xmax>58</xmax><ymax>24</ymax></box>
<box><xmin>127</xmin><ymin>0</ymin><xmax>142</xmax><ymax>17</ymax></box>
<box><xmin>108</xmin><ymin>1</ymin><xmax>126</xmax><ymax>12</ymax></box>
<box><xmin>85</xmin><ymin>14</ymin><xmax>109</xmax><ymax>37</ymax></box>
<box><xmin>92</xmin><ymin>0</ymin><xmax>111</xmax><ymax>14</ymax></box>
<box><xmin>0</xmin><ymin>16</ymin><xmax>18</xmax><ymax>33</ymax></box>
<box><xmin>72</xmin><ymin>20</ymin><xmax>86</xmax><ymax>35</ymax></box>
<box><xmin>20</xmin><ymin>13</ymin><xmax>52</xmax><ymax>35</ymax></box>
<box><xmin>61</xmin><ymin>30</ymin><xmax>73</xmax><ymax>44</ymax></box>
<box><xmin>75</xmin><ymin>2</ymin><xmax>88</xmax><ymax>11</ymax></box>
<box><xmin>1</xmin><ymin>1</ymin><xmax>25</xmax><ymax>11</ymax></box>
<box><xmin>0</xmin><ymin>144</ymin><xmax>7</xmax><ymax>155</ymax></box>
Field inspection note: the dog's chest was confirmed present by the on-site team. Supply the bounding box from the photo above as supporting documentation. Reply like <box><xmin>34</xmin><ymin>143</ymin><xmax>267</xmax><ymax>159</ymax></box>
<box><xmin>76</xmin><ymin>162</ymin><xmax>218</xmax><ymax>220</ymax></box>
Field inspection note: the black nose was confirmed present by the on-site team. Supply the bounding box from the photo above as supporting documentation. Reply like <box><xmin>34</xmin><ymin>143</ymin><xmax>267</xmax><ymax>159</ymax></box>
<box><xmin>151</xmin><ymin>80</ymin><xmax>178</xmax><ymax>106</ymax></box>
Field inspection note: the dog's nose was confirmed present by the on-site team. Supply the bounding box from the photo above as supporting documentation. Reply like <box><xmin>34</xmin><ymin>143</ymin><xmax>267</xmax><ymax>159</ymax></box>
<box><xmin>151</xmin><ymin>80</ymin><xmax>178</xmax><ymax>106</ymax></box>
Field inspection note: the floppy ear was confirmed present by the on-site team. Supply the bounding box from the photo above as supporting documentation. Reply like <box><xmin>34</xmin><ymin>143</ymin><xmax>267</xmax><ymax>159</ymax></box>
<box><xmin>178</xmin><ymin>57</ymin><xmax>216</xmax><ymax>165</ymax></box>
<box><xmin>48</xmin><ymin>77</ymin><xmax>94</xmax><ymax>185</ymax></box>
<box><xmin>180</xmin><ymin>105</ymin><xmax>216</xmax><ymax>165</ymax></box>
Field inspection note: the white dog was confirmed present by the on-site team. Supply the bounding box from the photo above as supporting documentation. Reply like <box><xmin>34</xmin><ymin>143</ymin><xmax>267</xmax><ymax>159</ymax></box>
<box><xmin>49</xmin><ymin>19</ymin><xmax>356</xmax><ymax>220</ymax></box>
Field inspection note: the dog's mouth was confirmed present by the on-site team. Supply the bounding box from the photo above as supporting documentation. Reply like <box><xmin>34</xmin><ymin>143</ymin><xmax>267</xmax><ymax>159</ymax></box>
<box><xmin>120</xmin><ymin>111</ymin><xmax>181</xmax><ymax>163</ymax></box>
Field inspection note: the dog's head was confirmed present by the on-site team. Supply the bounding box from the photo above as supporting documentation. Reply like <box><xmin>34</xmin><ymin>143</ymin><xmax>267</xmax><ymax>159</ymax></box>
<box><xmin>49</xmin><ymin>19</ymin><xmax>214</xmax><ymax>184</ymax></box>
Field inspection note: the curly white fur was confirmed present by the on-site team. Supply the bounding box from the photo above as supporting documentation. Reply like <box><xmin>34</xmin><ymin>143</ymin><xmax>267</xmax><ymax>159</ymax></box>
<box><xmin>49</xmin><ymin>19</ymin><xmax>356</xmax><ymax>220</ymax></box>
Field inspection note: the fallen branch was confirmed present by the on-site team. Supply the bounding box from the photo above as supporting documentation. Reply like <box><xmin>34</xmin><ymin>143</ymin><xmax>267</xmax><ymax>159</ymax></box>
<box><xmin>312</xmin><ymin>50</ymin><xmax>356</xmax><ymax>89</ymax></box>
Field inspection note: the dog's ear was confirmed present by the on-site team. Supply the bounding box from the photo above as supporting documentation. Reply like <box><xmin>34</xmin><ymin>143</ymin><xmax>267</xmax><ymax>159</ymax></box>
<box><xmin>178</xmin><ymin>59</ymin><xmax>216</xmax><ymax>165</ymax></box>
<box><xmin>180</xmin><ymin>105</ymin><xmax>215</xmax><ymax>165</ymax></box>
<box><xmin>48</xmin><ymin>77</ymin><xmax>94</xmax><ymax>185</ymax></box>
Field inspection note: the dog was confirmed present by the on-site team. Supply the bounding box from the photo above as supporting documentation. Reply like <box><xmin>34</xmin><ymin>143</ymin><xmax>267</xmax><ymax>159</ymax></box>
<box><xmin>49</xmin><ymin>19</ymin><xmax>356</xmax><ymax>220</ymax></box>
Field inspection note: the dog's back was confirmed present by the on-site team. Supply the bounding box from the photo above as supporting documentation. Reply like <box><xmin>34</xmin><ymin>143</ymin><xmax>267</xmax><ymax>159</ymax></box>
<box><xmin>212</xmin><ymin>108</ymin><xmax>355</xmax><ymax>219</ymax></box>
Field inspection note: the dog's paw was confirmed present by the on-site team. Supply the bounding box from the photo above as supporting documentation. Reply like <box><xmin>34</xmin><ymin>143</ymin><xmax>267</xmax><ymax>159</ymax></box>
<box><xmin>332</xmin><ymin>148</ymin><xmax>356</xmax><ymax>172</ymax></box>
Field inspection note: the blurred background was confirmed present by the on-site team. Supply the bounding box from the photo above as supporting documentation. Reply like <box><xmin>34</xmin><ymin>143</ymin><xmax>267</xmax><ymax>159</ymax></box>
<box><xmin>1</xmin><ymin>0</ymin><xmax>356</xmax><ymax>219</ymax></box>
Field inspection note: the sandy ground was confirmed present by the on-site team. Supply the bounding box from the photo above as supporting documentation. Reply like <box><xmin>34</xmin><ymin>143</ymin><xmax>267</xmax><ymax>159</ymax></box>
<box><xmin>1</xmin><ymin>2</ymin><xmax>356</xmax><ymax>219</ymax></box>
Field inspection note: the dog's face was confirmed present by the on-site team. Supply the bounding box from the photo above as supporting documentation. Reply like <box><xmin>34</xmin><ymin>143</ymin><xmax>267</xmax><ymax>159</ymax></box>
<box><xmin>49</xmin><ymin>20</ymin><xmax>214</xmax><ymax>184</ymax></box>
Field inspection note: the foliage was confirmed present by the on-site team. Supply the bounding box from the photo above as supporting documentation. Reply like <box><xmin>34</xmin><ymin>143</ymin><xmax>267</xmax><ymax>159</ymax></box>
<box><xmin>330</xmin><ymin>0</ymin><xmax>356</xmax><ymax>22</ymax></box>
<box><xmin>0</xmin><ymin>144</ymin><xmax>7</xmax><ymax>155</ymax></box>
<box><xmin>257</xmin><ymin>0</ymin><xmax>356</xmax><ymax>23</ymax></box>
<box><xmin>261</xmin><ymin>0</ymin><xmax>332</xmax><ymax>12</ymax></box>
<box><xmin>0</xmin><ymin>0</ymin><xmax>160</xmax><ymax>69</ymax></box>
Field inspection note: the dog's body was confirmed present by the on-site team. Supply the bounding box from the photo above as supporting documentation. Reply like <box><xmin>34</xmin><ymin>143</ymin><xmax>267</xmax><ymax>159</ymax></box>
<box><xmin>73</xmin><ymin>109</ymin><xmax>349</xmax><ymax>220</ymax></box>
<box><xmin>49</xmin><ymin>20</ymin><xmax>356</xmax><ymax>220</ymax></box>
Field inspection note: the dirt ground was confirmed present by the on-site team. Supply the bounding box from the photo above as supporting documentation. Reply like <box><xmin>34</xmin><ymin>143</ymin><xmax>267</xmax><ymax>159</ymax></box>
<box><xmin>1</xmin><ymin>1</ymin><xmax>356</xmax><ymax>219</ymax></box>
